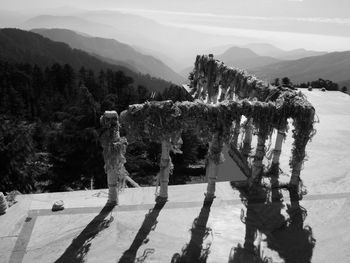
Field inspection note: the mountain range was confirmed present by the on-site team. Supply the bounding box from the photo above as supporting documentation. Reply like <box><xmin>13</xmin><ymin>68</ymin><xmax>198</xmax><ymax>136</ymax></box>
<box><xmin>251</xmin><ymin>51</ymin><xmax>350</xmax><ymax>86</ymax></box>
<box><xmin>243</xmin><ymin>43</ymin><xmax>327</xmax><ymax>60</ymax></box>
<box><xmin>18</xmin><ymin>12</ymin><xmax>259</xmax><ymax>69</ymax></box>
<box><xmin>31</xmin><ymin>28</ymin><xmax>185</xmax><ymax>84</ymax></box>
<box><xmin>216</xmin><ymin>46</ymin><xmax>280</xmax><ymax>69</ymax></box>
<box><xmin>0</xmin><ymin>28</ymin><xmax>173</xmax><ymax>92</ymax></box>
<box><xmin>181</xmin><ymin>44</ymin><xmax>349</xmax><ymax>91</ymax></box>
<box><xmin>180</xmin><ymin>46</ymin><xmax>280</xmax><ymax>79</ymax></box>
<box><xmin>3</xmin><ymin>8</ymin><xmax>349</xmax><ymax>91</ymax></box>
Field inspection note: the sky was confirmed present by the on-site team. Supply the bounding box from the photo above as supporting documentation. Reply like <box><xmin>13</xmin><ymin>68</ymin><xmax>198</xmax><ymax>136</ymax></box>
<box><xmin>1</xmin><ymin>0</ymin><xmax>350</xmax><ymax>51</ymax></box>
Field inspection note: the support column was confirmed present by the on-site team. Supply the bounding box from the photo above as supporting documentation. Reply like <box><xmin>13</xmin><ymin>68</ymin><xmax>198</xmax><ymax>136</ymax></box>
<box><xmin>290</xmin><ymin>162</ymin><xmax>303</xmax><ymax>186</ymax></box>
<box><xmin>242</xmin><ymin>119</ymin><xmax>253</xmax><ymax>159</ymax></box>
<box><xmin>289</xmin><ymin>113</ymin><xmax>314</xmax><ymax>187</ymax></box>
<box><xmin>270</xmin><ymin>130</ymin><xmax>285</xmax><ymax>178</ymax></box>
<box><xmin>272</xmin><ymin>130</ymin><xmax>285</xmax><ymax>165</ymax></box>
<box><xmin>250</xmin><ymin>133</ymin><xmax>267</xmax><ymax>184</ymax></box>
<box><xmin>100</xmin><ymin>111</ymin><xmax>128</xmax><ymax>205</ymax></box>
<box><xmin>206</xmin><ymin>132</ymin><xmax>224</xmax><ymax>198</ymax></box>
<box><xmin>157</xmin><ymin>140</ymin><xmax>172</xmax><ymax>200</ymax></box>
<box><xmin>231</xmin><ymin>116</ymin><xmax>241</xmax><ymax>149</ymax></box>
<box><xmin>271</xmin><ymin>130</ymin><xmax>285</xmax><ymax>201</ymax></box>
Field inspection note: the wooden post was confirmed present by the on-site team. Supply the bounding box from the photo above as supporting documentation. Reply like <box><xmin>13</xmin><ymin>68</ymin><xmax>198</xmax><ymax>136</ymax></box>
<box><xmin>290</xmin><ymin>162</ymin><xmax>303</xmax><ymax>186</ymax></box>
<box><xmin>250</xmin><ymin>133</ymin><xmax>267</xmax><ymax>183</ymax></box>
<box><xmin>271</xmin><ymin>130</ymin><xmax>285</xmax><ymax>201</ymax></box>
<box><xmin>242</xmin><ymin>119</ymin><xmax>253</xmax><ymax>159</ymax></box>
<box><xmin>289</xmin><ymin>111</ymin><xmax>315</xmax><ymax>187</ymax></box>
<box><xmin>205</xmin><ymin>157</ymin><xmax>220</xmax><ymax>198</ymax></box>
<box><xmin>100</xmin><ymin>111</ymin><xmax>128</xmax><ymax>205</ymax></box>
<box><xmin>157</xmin><ymin>140</ymin><xmax>172</xmax><ymax>200</ymax></box>
<box><xmin>269</xmin><ymin>130</ymin><xmax>285</xmax><ymax>180</ymax></box>
<box><xmin>206</xmin><ymin>132</ymin><xmax>224</xmax><ymax>198</ymax></box>
<box><xmin>231</xmin><ymin>117</ymin><xmax>241</xmax><ymax>149</ymax></box>
<box><xmin>272</xmin><ymin>130</ymin><xmax>285</xmax><ymax>165</ymax></box>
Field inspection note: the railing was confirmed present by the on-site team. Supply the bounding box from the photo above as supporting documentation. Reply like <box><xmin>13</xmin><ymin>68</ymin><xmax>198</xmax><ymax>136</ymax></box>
<box><xmin>100</xmin><ymin>55</ymin><xmax>316</xmax><ymax>205</ymax></box>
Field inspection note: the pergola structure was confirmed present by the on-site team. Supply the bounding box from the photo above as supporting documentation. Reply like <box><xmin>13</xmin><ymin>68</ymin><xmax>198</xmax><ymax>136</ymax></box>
<box><xmin>100</xmin><ymin>54</ymin><xmax>316</xmax><ymax>205</ymax></box>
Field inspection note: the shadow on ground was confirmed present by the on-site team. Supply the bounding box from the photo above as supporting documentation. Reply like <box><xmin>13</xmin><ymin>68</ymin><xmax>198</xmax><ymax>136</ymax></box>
<box><xmin>171</xmin><ymin>195</ymin><xmax>214</xmax><ymax>263</ymax></box>
<box><xmin>229</xmin><ymin>171</ymin><xmax>316</xmax><ymax>263</ymax></box>
<box><xmin>118</xmin><ymin>199</ymin><xmax>166</xmax><ymax>263</ymax></box>
<box><xmin>54</xmin><ymin>203</ymin><xmax>115</xmax><ymax>263</ymax></box>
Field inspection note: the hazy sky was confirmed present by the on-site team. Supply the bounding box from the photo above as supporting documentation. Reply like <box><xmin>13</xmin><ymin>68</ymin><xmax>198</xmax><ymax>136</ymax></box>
<box><xmin>3</xmin><ymin>0</ymin><xmax>349</xmax><ymax>18</ymax></box>
<box><xmin>2</xmin><ymin>0</ymin><xmax>350</xmax><ymax>51</ymax></box>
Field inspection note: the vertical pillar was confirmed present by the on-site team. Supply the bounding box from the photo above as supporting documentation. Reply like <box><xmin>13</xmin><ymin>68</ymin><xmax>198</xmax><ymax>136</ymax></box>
<box><xmin>100</xmin><ymin>111</ymin><xmax>128</xmax><ymax>205</ymax></box>
<box><xmin>250</xmin><ymin>133</ymin><xmax>267</xmax><ymax>183</ymax></box>
<box><xmin>289</xmin><ymin>111</ymin><xmax>315</xmax><ymax>187</ymax></box>
<box><xmin>290</xmin><ymin>162</ymin><xmax>303</xmax><ymax>186</ymax></box>
<box><xmin>0</xmin><ymin>192</ymin><xmax>8</xmax><ymax>215</ymax></box>
<box><xmin>206</xmin><ymin>54</ymin><xmax>216</xmax><ymax>104</ymax></box>
<box><xmin>242</xmin><ymin>119</ymin><xmax>253</xmax><ymax>159</ymax></box>
<box><xmin>272</xmin><ymin>130</ymin><xmax>285</xmax><ymax>165</ymax></box>
<box><xmin>206</xmin><ymin>132</ymin><xmax>224</xmax><ymax>198</ymax></box>
<box><xmin>231</xmin><ymin>116</ymin><xmax>241</xmax><ymax>149</ymax></box>
<box><xmin>158</xmin><ymin>140</ymin><xmax>172</xmax><ymax>200</ymax></box>
<box><xmin>271</xmin><ymin>130</ymin><xmax>285</xmax><ymax>201</ymax></box>
<box><xmin>270</xmin><ymin>130</ymin><xmax>285</xmax><ymax>179</ymax></box>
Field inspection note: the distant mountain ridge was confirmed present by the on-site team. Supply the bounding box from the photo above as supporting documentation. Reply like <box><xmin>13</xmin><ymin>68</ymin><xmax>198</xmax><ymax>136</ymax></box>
<box><xmin>179</xmin><ymin>46</ymin><xmax>280</xmax><ymax>79</ymax></box>
<box><xmin>251</xmin><ymin>50</ymin><xmax>350</xmax><ymax>85</ymax></box>
<box><xmin>0</xmin><ymin>28</ymin><xmax>172</xmax><ymax>92</ymax></box>
<box><xmin>217</xmin><ymin>46</ymin><xmax>280</xmax><ymax>69</ymax></box>
<box><xmin>244</xmin><ymin>43</ymin><xmax>327</xmax><ymax>60</ymax></box>
<box><xmin>19</xmin><ymin>13</ymin><xmax>256</xmax><ymax>69</ymax></box>
<box><xmin>31</xmin><ymin>28</ymin><xmax>185</xmax><ymax>84</ymax></box>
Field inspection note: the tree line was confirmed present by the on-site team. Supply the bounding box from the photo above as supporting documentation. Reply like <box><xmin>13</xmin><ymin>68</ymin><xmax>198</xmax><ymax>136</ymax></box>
<box><xmin>0</xmin><ymin>60</ymin><xmax>204</xmax><ymax>193</ymax></box>
<box><xmin>272</xmin><ymin>77</ymin><xmax>348</xmax><ymax>93</ymax></box>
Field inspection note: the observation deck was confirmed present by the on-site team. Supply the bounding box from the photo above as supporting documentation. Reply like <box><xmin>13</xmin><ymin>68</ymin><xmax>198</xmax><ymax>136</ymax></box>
<box><xmin>1</xmin><ymin>90</ymin><xmax>350</xmax><ymax>263</ymax></box>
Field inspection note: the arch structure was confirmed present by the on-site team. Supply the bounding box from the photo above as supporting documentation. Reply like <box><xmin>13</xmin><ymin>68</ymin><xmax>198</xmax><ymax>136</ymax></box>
<box><xmin>100</xmin><ymin>54</ymin><xmax>316</xmax><ymax>204</ymax></box>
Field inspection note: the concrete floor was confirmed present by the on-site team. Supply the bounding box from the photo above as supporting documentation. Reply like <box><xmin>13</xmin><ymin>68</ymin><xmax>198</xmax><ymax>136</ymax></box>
<box><xmin>1</xmin><ymin>90</ymin><xmax>350</xmax><ymax>263</ymax></box>
<box><xmin>1</xmin><ymin>183</ymin><xmax>350</xmax><ymax>263</ymax></box>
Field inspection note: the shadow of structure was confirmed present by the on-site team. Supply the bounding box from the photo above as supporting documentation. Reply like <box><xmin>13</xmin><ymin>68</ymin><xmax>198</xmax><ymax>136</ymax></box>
<box><xmin>118</xmin><ymin>199</ymin><xmax>166</xmax><ymax>263</ymax></box>
<box><xmin>171</xmin><ymin>195</ymin><xmax>214</xmax><ymax>263</ymax></box>
<box><xmin>55</xmin><ymin>203</ymin><xmax>115</xmax><ymax>263</ymax></box>
<box><xmin>229</xmin><ymin>169</ymin><xmax>316</xmax><ymax>263</ymax></box>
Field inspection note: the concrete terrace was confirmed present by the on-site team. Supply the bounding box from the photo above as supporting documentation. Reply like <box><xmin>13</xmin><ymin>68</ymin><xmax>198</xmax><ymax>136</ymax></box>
<box><xmin>1</xmin><ymin>90</ymin><xmax>350</xmax><ymax>263</ymax></box>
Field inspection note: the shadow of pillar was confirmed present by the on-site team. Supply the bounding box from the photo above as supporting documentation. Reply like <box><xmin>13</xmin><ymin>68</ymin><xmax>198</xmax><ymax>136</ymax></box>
<box><xmin>171</xmin><ymin>196</ymin><xmax>214</xmax><ymax>263</ymax></box>
<box><xmin>229</xmin><ymin>179</ymin><xmax>316</xmax><ymax>263</ymax></box>
<box><xmin>118</xmin><ymin>199</ymin><xmax>166</xmax><ymax>263</ymax></box>
<box><xmin>265</xmin><ymin>187</ymin><xmax>316</xmax><ymax>263</ymax></box>
<box><xmin>54</xmin><ymin>204</ymin><xmax>115</xmax><ymax>263</ymax></box>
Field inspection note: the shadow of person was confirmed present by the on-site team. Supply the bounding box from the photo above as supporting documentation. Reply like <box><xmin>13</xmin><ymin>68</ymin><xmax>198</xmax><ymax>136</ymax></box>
<box><xmin>171</xmin><ymin>195</ymin><xmax>214</xmax><ymax>263</ymax></box>
<box><xmin>118</xmin><ymin>198</ymin><xmax>166</xmax><ymax>263</ymax></box>
<box><xmin>54</xmin><ymin>203</ymin><xmax>115</xmax><ymax>263</ymax></box>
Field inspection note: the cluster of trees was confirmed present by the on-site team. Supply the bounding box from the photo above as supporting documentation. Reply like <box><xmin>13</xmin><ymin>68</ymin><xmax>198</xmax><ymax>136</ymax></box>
<box><xmin>272</xmin><ymin>77</ymin><xmax>348</xmax><ymax>93</ymax></box>
<box><xmin>298</xmin><ymin>78</ymin><xmax>341</xmax><ymax>91</ymax></box>
<box><xmin>0</xmin><ymin>60</ymin><xmax>204</xmax><ymax>193</ymax></box>
<box><xmin>272</xmin><ymin>77</ymin><xmax>293</xmax><ymax>88</ymax></box>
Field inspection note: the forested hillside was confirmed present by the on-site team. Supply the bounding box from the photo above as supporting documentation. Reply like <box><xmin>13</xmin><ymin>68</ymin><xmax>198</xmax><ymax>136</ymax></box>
<box><xmin>0</xmin><ymin>28</ymin><xmax>173</xmax><ymax>92</ymax></box>
<box><xmin>0</xmin><ymin>29</ymin><xmax>200</xmax><ymax>194</ymax></box>
<box><xmin>31</xmin><ymin>28</ymin><xmax>186</xmax><ymax>84</ymax></box>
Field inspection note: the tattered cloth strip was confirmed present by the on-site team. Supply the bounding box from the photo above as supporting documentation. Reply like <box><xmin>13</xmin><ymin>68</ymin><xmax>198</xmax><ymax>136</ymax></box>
<box><xmin>120</xmin><ymin>96</ymin><xmax>315</xmax><ymax>146</ymax></box>
<box><xmin>189</xmin><ymin>55</ymin><xmax>275</xmax><ymax>101</ymax></box>
<box><xmin>0</xmin><ymin>192</ymin><xmax>8</xmax><ymax>215</ymax></box>
<box><xmin>100</xmin><ymin>113</ymin><xmax>128</xmax><ymax>192</ymax></box>
<box><xmin>120</xmin><ymin>87</ymin><xmax>315</xmax><ymax>177</ymax></box>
